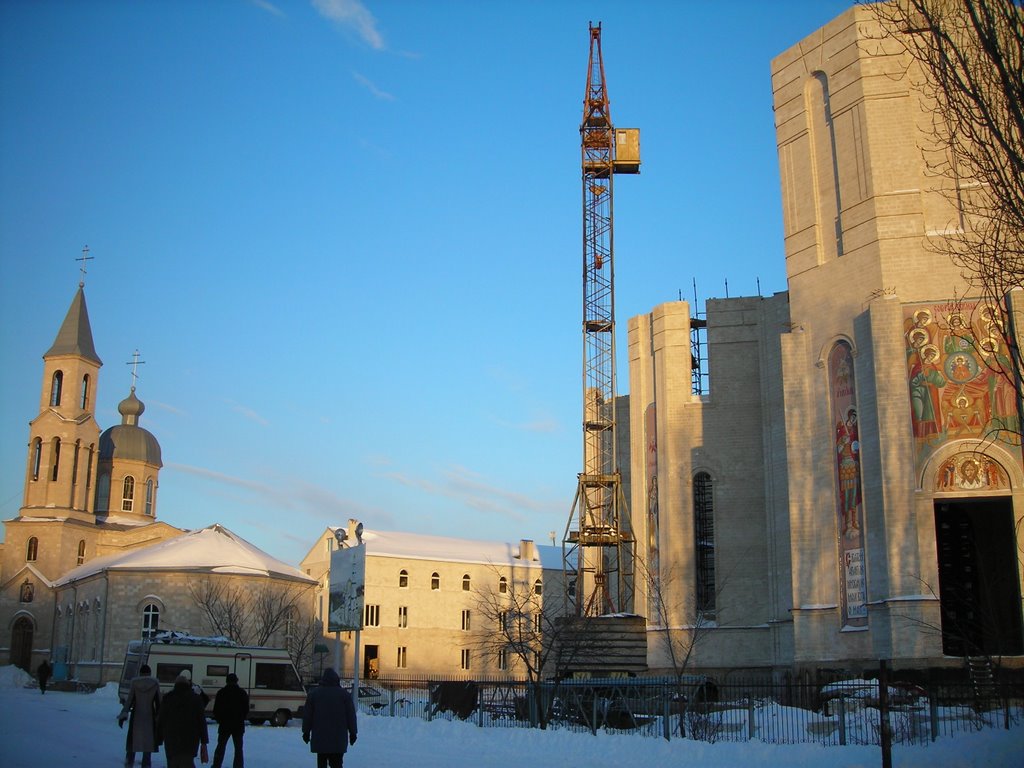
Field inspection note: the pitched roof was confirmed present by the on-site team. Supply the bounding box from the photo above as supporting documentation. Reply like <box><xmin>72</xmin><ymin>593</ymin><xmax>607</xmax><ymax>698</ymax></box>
<box><xmin>44</xmin><ymin>286</ymin><xmax>102</xmax><ymax>364</ymax></box>
<box><xmin>54</xmin><ymin>524</ymin><xmax>316</xmax><ymax>586</ymax></box>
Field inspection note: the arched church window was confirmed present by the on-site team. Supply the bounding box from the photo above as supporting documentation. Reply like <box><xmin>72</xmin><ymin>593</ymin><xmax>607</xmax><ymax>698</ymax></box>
<box><xmin>498</xmin><ymin>576</ymin><xmax>507</xmax><ymax>594</ymax></box>
<box><xmin>399</xmin><ymin>569</ymin><xmax>409</xmax><ymax>588</ymax></box>
<box><xmin>85</xmin><ymin>445</ymin><xmax>94</xmax><ymax>492</ymax></box>
<box><xmin>431</xmin><ymin>572</ymin><xmax>440</xmax><ymax>591</ymax></box>
<box><xmin>96</xmin><ymin>472</ymin><xmax>110</xmax><ymax>512</ymax></box>
<box><xmin>145</xmin><ymin>479</ymin><xmax>154</xmax><ymax>516</ymax></box>
<box><xmin>50</xmin><ymin>437</ymin><xmax>61</xmax><ymax>481</ymax></box>
<box><xmin>77</xmin><ymin>539</ymin><xmax>86</xmax><ymax>565</ymax></box>
<box><xmin>122</xmin><ymin>475</ymin><xmax>135</xmax><ymax>512</ymax></box>
<box><xmin>20</xmin><ymin>580</ymin><xmax>34</xmax><ymax>603</ymax></box>
<box><xmin>693</xmin><ymin>472</ymin><xmax>716</xmax><ymax>616</ymax></box>
<box><xmin>72</xmin><ymin>440</ymin><xmax>81</xmax><ymax>486</ymax></box>
<box><xmin>462</xmin><ymin>574</ymin><xmax>471</xmax><ymax>591</ymax></box>
<box><xmin>142</xmin><ymin>603</ymin><xmax>160</xmax><ymax>639</ymax></box>
<box><xmin>26</xmin><ymin>537</ymin><xmax>38</xmax><ymax>562</ymax></box>
<box><xmin>80</xmin><ymin>374</ymin><xmax>90</xmax><ymax>409</ymax></box>
<box><xmin>50</xmin><ymin>370</ymin><xmax>63</xmax><ymax>407</ymax></box>
<box><xmin>534</xmin><ymin>579</ymin><xmax>543</xmax><ymax>595</ymax></box>
<box><xmin>31</xmin><ymin>438</ymin><xmax>42</xmax><ymax>481</ymax></box>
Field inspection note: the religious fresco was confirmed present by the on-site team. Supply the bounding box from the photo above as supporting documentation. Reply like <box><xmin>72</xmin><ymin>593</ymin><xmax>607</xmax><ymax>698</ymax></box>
<box><xmin>904</xmin><ymin>301</ymin><xmax>1021</xmax><ymax>479</ymax></box>
<box><xmin>935</xmin><ymin>452</ymin><xmax>1009</xmax><ymax>492</ymax></box>
<box><xmin>644</xmin><ymin>403</ymin><xmax>659</xmax><ymax>621</ymax></box>
<box><xmin>828</xmin><ymin>341</ymin><xmax>868</xmax><ymax>629</ymax></box>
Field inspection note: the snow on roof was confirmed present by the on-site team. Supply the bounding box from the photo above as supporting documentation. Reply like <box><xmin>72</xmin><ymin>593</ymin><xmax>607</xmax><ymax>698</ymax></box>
<box><xmin>336</xmin><ymin>528</ymin><xmax>555</xmax><ymax>569</ymax></box>
<box><xmin>54</xmin><ymin>524</ymin><xmax>316</xmax><ymax>586</ymax></box>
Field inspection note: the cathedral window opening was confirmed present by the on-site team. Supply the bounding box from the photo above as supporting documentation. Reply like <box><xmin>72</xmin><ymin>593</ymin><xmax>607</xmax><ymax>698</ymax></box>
<box><xmin>80</xmin><ymin>374</ymin><xmax>90</xmax><ymax>409</ymax></box>
<box><xmin>396</xmin><ymin>646</ymin><xmax>407</xmax><ymax>669</ymax></box>
<box><xmin>364</xmin><ymin>604</ymin><xmax>380</xmax><ymax>627</ymax></box>
<box><xmin>96</xmin><ymin>472</ymin><xmax>110</xmax><ymax>512</ymax></box>
<box><xmin>694</xmin><ymin>471</ymin><xmax>716</xmax><ymax>617</ymax></box>
<box><xmin>497</xmin><ymin>648</ymin><xmax>508</xmax><ymax>672</ymax></box>
<box><xmin>50</xmin><ymin>370</ymin><xmax>63</xmax><ymax>407</ymax></box>
<box><xmin>50</xmin><ymin>437</ymin><xmax>61</xmax><ymax>481</ymax></box>
<box><xmin>145</xmin><ymin>479</ymin><xmax>154</xmax><ymax>516</ymax></box>
<box><xmin>534</xmin><ymin>579</ymin><xmax>543</xmax><ymax>595</ymax></box>
<box><xmin>26</xmin><ymin>536</ymin><xmax>38</xmax><ymax>562</ymax></box>
<box><xmin>460</xmin><ymin>649</ymin><xmax>471</xmax><ymax>671</ymax></box>
<box><xmin>431</xmin><ymin>572</ymin><xmax>440</xmax><ymax>591</ymax></box>
<box><xmin>122</xmin><ymin>475</ymin><xmax>135</xmax><ymax>512</ymax></box>
<box><xmin>77</xmin><ymin>539</ymin><xmax>86</xmax><ymax>565</ymax></box>
<box><xmin>398</xmin><ymin>569</ymin><xmax>408</xmax><ymax>588</ymax></box>
<box><xmin>20</xmin><ymin>580</ymin><xmax>34</xmax><ymax>603</ymax></box>
<box><xmin>498</xmin><ymin>576</ymin><xmax>508</xmax><ymax>594</ymax></box>
<box><xmin>461</xmin><ymin>609</ymin><xmax>471</xmax><ymax>631</ymax></box>
<box><xmin>462</xmin><ymin>574</ymin><xmax>471</xmax><ymax>591</ymax></box>
<box><xmin>398</xmin><ymin>605</ymin><xmax>408</xmax><ymax>628</ymax></box>
<box><xmin>85</xmin><ymin>446</ymin><xmax>94</xmax><ymax>491</ymax></box>
<box><xmin>142</xmin><ymin>603</ymin><xmax>160</xmax><ymax>639</ymax></box>
<box><xmin>71</xmin><ymin>440</ymin><xmax>80</xmax><ymax>486</ymax></box>
<box><xmin>31</xmin><ymin>438</ymin><xmax>42</xmax><ymax>481</ymax></box>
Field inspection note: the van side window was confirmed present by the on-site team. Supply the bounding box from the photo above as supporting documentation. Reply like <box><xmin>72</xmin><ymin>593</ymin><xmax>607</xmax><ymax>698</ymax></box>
<box><xmin>207</xmin><ymin>665</ymin><xmax>230</xmax><ymax>677</ymax></box>
<box><xmin>254</xmin><ymin>662</ymin><xmax>303</xmax><ymax>692</ymax></box>
<box><xmin>156</xmin><ymin>663</ymin><xmax>192</xmax><ymax>684</ymax></box>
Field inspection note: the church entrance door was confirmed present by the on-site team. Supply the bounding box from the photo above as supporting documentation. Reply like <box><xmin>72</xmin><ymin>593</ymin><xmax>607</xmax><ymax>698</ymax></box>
<box><xmin>10</xmin><ymin>616</ymin><xmax>34</xmax><ymax>670</ymax></box>
<box><xmin>934</xmin><ymin>497</ymin><xmax>1023</xmax><ymax>656</ymax></box>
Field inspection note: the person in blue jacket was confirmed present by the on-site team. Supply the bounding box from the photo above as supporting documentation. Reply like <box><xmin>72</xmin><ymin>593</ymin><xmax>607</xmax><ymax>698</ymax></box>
<box><xmin>301</xmin><ymin>668</ymin><xmax>357</xmax><ymax>768</ymax></box>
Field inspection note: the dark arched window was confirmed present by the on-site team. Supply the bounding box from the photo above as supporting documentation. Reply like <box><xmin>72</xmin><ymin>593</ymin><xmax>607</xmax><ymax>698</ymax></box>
<box><xmin>50</xmin><ymin>370</ymin><xmax>63</xmax><ymax>407</ymax></box>
<box><xmin>398</xmin><ymin>569</ymin><xmax>409</xmax><ymax>588</ymax></box>
<box><xmin>31</xmin><ymin>438</ymin><xmax>42</xmax><ymax>481</ymax></box>
<box><xmin>85</xmin><ymin>445</ymin><xmax>94</xmax><ymax>493</ymax></box>
<box><xmin>71</xmin><ymin>440</ymin><xmax>81</xmax><ymax>486</ymax></box>
<box><xmin>145</xmin><ymin>479</ymin><xmax>154</xmax><ymax>515</ymax></box>
<box><xmin>142</xmin><ymin>603</ymin><xmax>160</xmax><ymax>639</ymax></box>
<box><xmin>26</xmin><ymin>537</ymin><xmax>38</xmax><ymax>562</ymax></box>
<box><xmin>80</xmin><ymin>374</ymin><xmax>90</xmax><ymax>409</ymax></box>
<box><xmin>96</xmin><ymin>472</ymin><xmax>110</xmax><ymax>512</ymax></box>
<box><xmin>498</xmin><ymin>576</ymin><xmax>507</xmax><ymax>594</ymax></box>
<box><xmin>462</xmin><ymin>574</ymin><xmax>471</xmax><ymax>591</ymax></box>
<box><xmin>50</xmin><ymin>438</ymin><xmax>61</xmax><ymax>481</ymax></box>
<box><xmin>77</xmin><ymin>539</ymin><xmax>86</xmax><ymax>565</ymax></box>
<box><xmin>534</xmin><ymin>579</ymin><xmax>543</xmax><ymax>595</ymax></box>
<box><xmin>694</xmin><ymin>472</ymin><xmax>716</xmax><ymax>615</ymax></box>
<box><xmin>122</xmin><ymin>476</ymin><xmax>135</xmax><ymax>512</ymax></box>
<box><xmin>431</xmin><ymin>572</ymin><xmax>440</xmax><ymax>591</ymax></box>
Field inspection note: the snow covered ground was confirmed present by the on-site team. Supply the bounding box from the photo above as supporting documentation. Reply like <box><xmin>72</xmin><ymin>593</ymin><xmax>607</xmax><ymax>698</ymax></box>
<box><xmin>0</xmin><ymin>666</ymin><xmax>1020</xmax><ymax>768</ymax></box>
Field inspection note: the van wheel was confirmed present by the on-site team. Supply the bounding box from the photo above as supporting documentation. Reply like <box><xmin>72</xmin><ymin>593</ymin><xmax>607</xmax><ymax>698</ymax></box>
<box><xmin>272</xmin><ymin>709</ymin><xmax>290</xmax><ymax>727</ymax></box>
<box><xmin>248</xmin><ymin>718</ymin><xmax>265</xmax><ymax>726</ymax></box>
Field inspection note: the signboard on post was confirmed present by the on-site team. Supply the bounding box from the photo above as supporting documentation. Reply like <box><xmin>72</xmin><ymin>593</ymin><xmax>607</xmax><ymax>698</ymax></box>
<box><xmin>328</xmin><ymin>543</ymin><xmax>366</xmax><ymax>633</ymax></box>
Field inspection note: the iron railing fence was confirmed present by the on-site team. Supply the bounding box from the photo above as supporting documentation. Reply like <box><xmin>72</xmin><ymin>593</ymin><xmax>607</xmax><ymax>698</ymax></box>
<box><xmin>349</xmin><ymin>673</ymin><xmax>1023</xmax><ymax>747</ymax></box>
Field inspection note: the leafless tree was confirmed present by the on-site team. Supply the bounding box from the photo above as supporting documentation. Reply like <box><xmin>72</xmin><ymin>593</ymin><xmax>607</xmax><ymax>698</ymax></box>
<box><xmin>867</xmin><ymin>0</ymin><xmax>1024</xmax><ymax>439</ymax></box>
<box><xmin>187</xmin><ymin>576</ymin><xmax>315</xmax><ymax>649</ymax></box>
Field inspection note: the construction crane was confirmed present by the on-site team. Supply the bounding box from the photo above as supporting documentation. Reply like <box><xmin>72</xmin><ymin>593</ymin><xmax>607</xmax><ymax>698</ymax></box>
<box><xmin>563</xmin><ymin>23</ymin><xmax>639</xmax><ymax>618</ymax></box>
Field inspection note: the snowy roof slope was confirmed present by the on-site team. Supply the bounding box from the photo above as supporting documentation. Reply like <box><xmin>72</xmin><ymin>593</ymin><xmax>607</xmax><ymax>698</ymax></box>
<box><xmin>54</xmin><ymin>524</ymin><xmax>316</xmax><ymax>586</ymax></box>
<box><xmin>339</xmin><ymin>528</ymin><xmax>553</xmax><ymax>569</ymax></box>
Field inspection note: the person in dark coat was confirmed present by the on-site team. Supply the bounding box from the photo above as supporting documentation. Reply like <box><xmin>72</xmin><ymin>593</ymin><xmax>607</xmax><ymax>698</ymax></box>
<box><xmin>211</xmin><ymin>672</ymin><xmax>249</xmax><ymax>768</ymax></box>
<box><xmin>158</xmin><ymin>672</ymin><xmax>210</xmax><ymax>768</ymax></box>
<box><xmin>118</xmin><ymin>664</ymin><xmax>161</xmax><ymax>768</ymax></box>
<box><xmin>36</xmin><ymin>659</ymin><xmax>52</xmax><ymax>694</ymax></box>
<box><xmin>301</xmin><ymin>668</ymin><xmax>357</xmax><ymax>768</ymax></box>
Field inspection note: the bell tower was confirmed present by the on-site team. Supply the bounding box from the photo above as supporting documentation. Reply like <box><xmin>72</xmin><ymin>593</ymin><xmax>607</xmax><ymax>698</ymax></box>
<box><xmin>21</xmin><ymin>284</ymin><xmax>103</xmax><ymax>520</ymax></box>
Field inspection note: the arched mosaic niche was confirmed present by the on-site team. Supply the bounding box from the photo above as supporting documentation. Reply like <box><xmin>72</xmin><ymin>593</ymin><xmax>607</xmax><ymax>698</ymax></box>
<box><xmin>921</xmin><ymin>440</ymin><xmax>1022</xmax><ymax>493</ymax></box>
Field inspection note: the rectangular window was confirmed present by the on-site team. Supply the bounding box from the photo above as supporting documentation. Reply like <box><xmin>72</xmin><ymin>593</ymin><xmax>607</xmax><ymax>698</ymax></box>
<box><xmin>398</xmin><ymin>606</ymin><xmax>408</xmax><ymax>628</ymax></box>
<box><xmin>364</xmin><ymin>604</ymin><xmax>380</xmax><ymax>627</ymax></box>
<box><xmin>396</xmin><ymin>646</ymin><xmax>407</xmax><ymax>669</ymax></box>
<box><xmin>254</xmin><ymin>662</ymin><xmax>304</xmax><ymax>691</ymax></box>
<box><xmin>497</xmin><ymin>648</ymin><xmax>508</xmax><ymax>672</ymax></box>
<box><xmin>460</xmin><ymin>649</ymin><xmax>471</xmax><ymax>671</ymax></box>
<box><xmin>207</xmin><ymin>665</ymin><xmax>230</xmax><ymax>677</ymax></box>
<box><xmin>461</xmin><ymin>609</ymin><xmax>471</xmax><ymax>631</ymax></box>
<box><xmin>155</xmin><ymin>663</ymin><xmax>192</xmax><ymax>685</ymax></box>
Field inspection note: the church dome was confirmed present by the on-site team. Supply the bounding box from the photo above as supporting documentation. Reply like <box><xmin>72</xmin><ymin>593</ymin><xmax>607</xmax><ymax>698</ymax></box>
<box><xmin>98</xmin><ymin>388</ymin><xmax>163</xmax><ymax>467</ymax></box>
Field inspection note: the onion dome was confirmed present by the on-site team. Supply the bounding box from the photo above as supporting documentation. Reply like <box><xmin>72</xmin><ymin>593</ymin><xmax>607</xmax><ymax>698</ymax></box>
<box><xmin>98</xmin><ymin>387</ymin><xmax>163</xmax><ymax>466</ymax></box>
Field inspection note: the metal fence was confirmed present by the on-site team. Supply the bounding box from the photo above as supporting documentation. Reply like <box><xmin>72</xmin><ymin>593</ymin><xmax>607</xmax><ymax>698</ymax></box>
<box><xmin>350</xmin><ymin>673</ymin><xmax>1023</xmax><ymax>747</ymax></box>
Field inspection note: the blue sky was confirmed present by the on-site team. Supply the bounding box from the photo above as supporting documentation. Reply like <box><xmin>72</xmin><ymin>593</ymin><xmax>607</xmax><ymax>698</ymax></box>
<box><xmin>0</xmin><ymin>0</ymin><xmax>854</xmax><ymax>565</ymax></box>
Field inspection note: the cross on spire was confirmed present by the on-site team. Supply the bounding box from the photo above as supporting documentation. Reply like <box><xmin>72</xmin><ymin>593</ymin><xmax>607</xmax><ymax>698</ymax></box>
<box><xmin>77</xmin><ymin>245</ymin><xmax>93</xmax><ymax>287</ymax></box>
<box><xmin>126</xmin><ymin>349</ymin><xmax>145</xmax><ymax>390</ymax></box>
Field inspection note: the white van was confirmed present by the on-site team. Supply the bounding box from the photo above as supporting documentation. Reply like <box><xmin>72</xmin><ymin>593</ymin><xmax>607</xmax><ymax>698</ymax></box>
<box><xmin>118</xmin><ymin>635</ymin><xmax>306</xmax><ymax>726</ymax></box>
